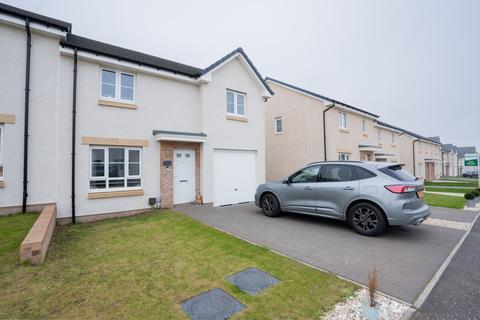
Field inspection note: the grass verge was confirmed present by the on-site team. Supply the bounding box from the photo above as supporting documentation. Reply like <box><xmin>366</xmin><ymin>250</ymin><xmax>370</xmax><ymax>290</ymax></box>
<box><xmin>0</xmin><ymin>210</ymin><xmax>356</xmax><ymax>319</ymax></box>
<box><xmin>424</xmin><ymin>193</ymin><xmax>466</xmax><ymax>209</ymax></box>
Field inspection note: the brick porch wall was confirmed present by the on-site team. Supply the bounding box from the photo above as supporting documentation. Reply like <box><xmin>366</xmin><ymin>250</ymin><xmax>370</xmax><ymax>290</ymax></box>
<box><xmin>159</xmin><ymin>141</ymin><xmax>201</xmax><ymax>208</ymax></box>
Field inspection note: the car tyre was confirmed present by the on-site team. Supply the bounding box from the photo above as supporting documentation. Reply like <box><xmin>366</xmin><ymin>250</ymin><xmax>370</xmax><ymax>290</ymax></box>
<box><xmin>348</xmin><ymin>202</ymin><xmax>387</xmax><ymax>236</ymax></box>
<box><xmin>260</xmin><ymin>193</ymin><xmax>281</xmax><ymax>217</ymax></box>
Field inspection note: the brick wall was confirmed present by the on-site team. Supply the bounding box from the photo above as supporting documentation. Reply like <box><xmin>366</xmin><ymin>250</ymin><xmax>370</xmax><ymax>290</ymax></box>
<box><xmin>159</xmin><ymin>141</ymin><xmax>201</xmax><ymax>208</ymax></box>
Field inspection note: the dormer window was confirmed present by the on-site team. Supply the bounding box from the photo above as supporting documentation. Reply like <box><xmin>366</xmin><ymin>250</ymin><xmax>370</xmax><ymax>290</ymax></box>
<box><xmin>101</xmin><ymin>69</ymin><xmax>135</xmax><ymax>102</ymax></box>
<box><xmin>226</xmin><ymin>90</ymin><xmax>246</xmax><ymax>116</ymax></box>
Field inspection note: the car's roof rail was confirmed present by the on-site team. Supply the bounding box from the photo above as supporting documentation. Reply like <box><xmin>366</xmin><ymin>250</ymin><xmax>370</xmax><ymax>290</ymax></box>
<box><xmin>306</xmin><ymin>160</ymin><xmax>364</xmax><ymax>165</ymax></box>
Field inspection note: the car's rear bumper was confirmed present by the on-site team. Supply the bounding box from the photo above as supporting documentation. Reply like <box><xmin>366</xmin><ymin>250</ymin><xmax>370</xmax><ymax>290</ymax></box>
<box><xmin>387</xmin><ymin>204</ymin><xmax>431</xmax><ymax>226</ymax></box>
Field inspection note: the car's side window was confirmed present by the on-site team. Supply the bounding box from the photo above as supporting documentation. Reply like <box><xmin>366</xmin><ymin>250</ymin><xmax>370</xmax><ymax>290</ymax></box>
<box><xmin>290</xmin><ymin>165</ymin><xmax>320</xmax><ymax>183</ymax></box>
<box><xmin>321</xmin><ymin>165</ymin><xmax>354</xmax><ymax>182</ymax></box>
<box><xmin>353</xmin><ymin>166</ymin><xmax>377</xmax><ymax>180</ymax></box>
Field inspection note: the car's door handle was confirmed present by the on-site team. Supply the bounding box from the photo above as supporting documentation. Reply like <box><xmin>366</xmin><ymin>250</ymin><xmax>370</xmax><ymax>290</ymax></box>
<box><xmin>304</xmin><ymin>187</ymin><xmax>313</xmax><ymax>191</ymax></box>
<box><xmin>343</xmin><ymin>186</ymin><xmax>355</xmax><ymax>191</ymax></box>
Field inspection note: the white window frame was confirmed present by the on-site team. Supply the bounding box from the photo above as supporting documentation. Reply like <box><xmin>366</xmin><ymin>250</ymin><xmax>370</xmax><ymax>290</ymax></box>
<box><xmin>274</xmin><ymin>117</ymin><xmax>283</xmax><ymax>134</ymax></box>
<box><xmin>226</xmin><ymin>89</ymin><xmax>247</xmax><ymax>117</ymax></box>
<box><xmin>89</xmin><ymin>146</ymin><xmax>142</xmax><ymax>192</ymax></box>
<box><xmin>339</xmin><ymin>112</ymin><xmax>347</xmax><ymax>129</ymax></box>
<box><xmin>362</xmin><ymin>119</ymin><xmax>367</xmax><ymax>132</ymax></box>
<box><xmin>100</xmin><ymin>68</ymin><xmax>136</xmax><ymax>102</ymax></box>
<box><xmin>338</xmin><ymin>153</ymin><xmax>350</xmax><ymax>161</ymax></box>
<box><xmin>377</xmin><ymin>129</ymin><xmax>382</xmax><ymax>142</ymax></box>
<box><xmin>391</xmin><ymin>132</ymin><xmax>396</xmax><ymax>144</ymax></box>
<box><xmin>0</xmin><ymin>124</ymin><xmax>4</xmax><ymax>180</ymax></box>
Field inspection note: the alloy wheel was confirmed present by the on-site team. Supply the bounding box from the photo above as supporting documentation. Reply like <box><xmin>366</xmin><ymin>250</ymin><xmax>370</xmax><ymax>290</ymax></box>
<box><xmin>352</xmin><ymin>207</ymin><xmax>378</xmax><ymax>232</ymax></box>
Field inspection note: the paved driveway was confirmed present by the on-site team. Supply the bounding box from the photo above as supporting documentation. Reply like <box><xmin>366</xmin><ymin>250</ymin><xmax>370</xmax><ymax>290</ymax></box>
<box><xmin>178</xmin><ymin>204</ymin><xmax>476</xmax><ymax>304</ymax></box>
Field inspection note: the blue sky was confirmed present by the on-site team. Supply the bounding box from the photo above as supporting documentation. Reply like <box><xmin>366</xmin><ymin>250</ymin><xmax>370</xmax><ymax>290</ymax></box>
<box><xmin>6</xmin><ymin>0</ymin><xmax>479</xmax><ymax>150</ymax></box>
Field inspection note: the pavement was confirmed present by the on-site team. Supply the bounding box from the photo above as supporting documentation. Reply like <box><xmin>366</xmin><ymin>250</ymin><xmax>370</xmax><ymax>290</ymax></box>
<box><xmin>412</xmin><ymin>215</ymin><xmax>480</xmax><ymax>320</ymax></box>
<box><xmin>425</xmin><ymin>191</ymin><xmax>464</xmax><ymax>197</ymax></box>
<box><xmin>178</xmin><ymin>203</ymin><xmax>477</xmax><ymax>304</ymax></box>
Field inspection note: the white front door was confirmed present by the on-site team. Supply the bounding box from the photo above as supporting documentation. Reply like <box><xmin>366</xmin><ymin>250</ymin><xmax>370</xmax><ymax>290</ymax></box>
<box><xmin>213</xmin><ymin>149</ymin><xmax>257</xmax><ymax>206</ymax></box>
<box><xmin>173</xmin><ymin>149</ymin><xmax>196</xmax><ymax>204</ymax></box>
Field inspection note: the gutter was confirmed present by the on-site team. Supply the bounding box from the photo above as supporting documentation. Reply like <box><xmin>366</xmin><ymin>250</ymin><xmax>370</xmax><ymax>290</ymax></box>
<box><xmin>21</xmin><ymin>18</ymin><xmax>31</xmax><ymax>213</ymax></box>
<box><xmin>323</xmin><ymin>102</ymin><xmax>335</xmax><ymax>161</ymax></box>
<box><xmin>71</xmin><ymin>48</ymin><xmax>78</xmax><ymax>223</ymax></box>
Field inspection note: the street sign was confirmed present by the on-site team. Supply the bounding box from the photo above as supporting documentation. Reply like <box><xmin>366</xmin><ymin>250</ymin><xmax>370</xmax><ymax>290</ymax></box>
<box><xmin>464</xmin><ymin>153</ymin><xmax>478</xmax><ymax>166</ymax></box>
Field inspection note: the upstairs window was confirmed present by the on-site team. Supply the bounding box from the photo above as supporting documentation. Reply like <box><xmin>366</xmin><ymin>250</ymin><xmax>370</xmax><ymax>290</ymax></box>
<box><xmin>90</xmin><ymin>147</ymin><xmax>141</xmax><ymax>191</ymax></box>
<box><xmin>362</xmin><ymin>119</ymin><xmax>367</xmax><ymax>132</ymax></box>
<box><xmin>377</xmin><ymin>129</ymin><xmax>382</xmax><ymax>142</ymax></box>
<box><xmin>391</xmin><ymin>132</ymin><xmax>396</xmax><ymax>144</ymax></box>
<box><xmin>339</xmin><ymin>112</ymin><xmax>347</xmax><ymax>129</ymax></box>
<box><xmin>338</xmin><ymin>153</ymin><xmax>350</xmax><ymax>161</ymax></box>
<box><xmin>0</xmin><ymin>124</ymin><xmax>3</xmax><ymax>180</ymax></box>
<box><xmin>101</xmin><ymin>69</ymin><xmax>135</xmax><ymax>102</ymax></box>
<box><xmin>226</xmin><ymin>90</ymin><xmax>246</xmax><ymax>116</ymax></box>
<box><xmin>275</xmin><ymin>117</ymin><xmax>283</xmax><ymax>134</ymax></box>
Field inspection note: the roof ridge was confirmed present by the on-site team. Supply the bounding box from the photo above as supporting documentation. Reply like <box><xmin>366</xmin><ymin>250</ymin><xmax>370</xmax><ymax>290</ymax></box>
<box><xmin>265</xmin><ymin>77</ymin><xmax>378</xmax><ymax>118</ymax></box>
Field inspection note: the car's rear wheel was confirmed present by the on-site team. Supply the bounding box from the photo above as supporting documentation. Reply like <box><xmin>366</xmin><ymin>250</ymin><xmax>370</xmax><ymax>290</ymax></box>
<box><xmin>348</xmin><ymin>202</ymin><xmax>387</xmax><ymax>236</ymax></box>
<box><xmin>260</xmin><ymin>193</ymin><xmax>281</xmax><ymax>217</ymax></box>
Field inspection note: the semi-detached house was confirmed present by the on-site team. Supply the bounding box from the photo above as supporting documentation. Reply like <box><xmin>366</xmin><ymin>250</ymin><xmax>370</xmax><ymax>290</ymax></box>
<box><xmin>0</xmin><ymin>3</ymin><xmax>273</xmax><ymax>221</ymax></box>
<box><xmin>265</xmin><ymin>78</ymin><xmax>442</xmax><ymax>181</ymax></box>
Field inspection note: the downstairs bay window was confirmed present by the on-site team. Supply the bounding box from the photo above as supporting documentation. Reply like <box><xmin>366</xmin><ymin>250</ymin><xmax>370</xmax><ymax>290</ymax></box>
<box><xmin>90</xmin><ymin>146</ymin><xmax>141</xmax><ymax>191</ymax></box>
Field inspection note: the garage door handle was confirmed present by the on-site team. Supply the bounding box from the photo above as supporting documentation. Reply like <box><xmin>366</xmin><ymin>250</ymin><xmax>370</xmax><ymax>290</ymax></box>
<box><xmin>304</xmin><ymin>187</ymin><xmax>313</xmax><ymax>191</ymax></box>
<box><xmin>179</xmin><ymin>180</ymin><xmax>188</xmax><ymax>183</ymax></box>
<box><xmin>343</xmin><ymin>187</ymin><xmax>354</xmax><ymax>191</ymax></box>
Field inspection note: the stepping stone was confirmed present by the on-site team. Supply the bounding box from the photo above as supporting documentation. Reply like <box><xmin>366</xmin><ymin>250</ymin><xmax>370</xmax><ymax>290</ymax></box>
<box><xmin>181</xmin><ymin>288</ymin><xmax>245</xmax><ymax>320</ymax></box>
<box><xmin>226</xmin><ymin>267</ymin><xmax>279</xmax><ymax>295</ymax></box>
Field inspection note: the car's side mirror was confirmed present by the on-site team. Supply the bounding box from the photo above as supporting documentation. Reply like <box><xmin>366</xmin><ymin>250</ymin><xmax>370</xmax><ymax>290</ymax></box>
<box><xmin>282</xmin><ymin>178</ymin><xmax>291</xmax><ymax>184</ymax></box>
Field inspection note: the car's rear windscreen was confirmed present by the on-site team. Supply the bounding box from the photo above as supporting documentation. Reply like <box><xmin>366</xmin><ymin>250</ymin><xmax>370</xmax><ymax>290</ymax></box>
<box><xmin>379</xmin><ymin>165</ymin><xmax>416</xmax><ymax>182</ymax></box>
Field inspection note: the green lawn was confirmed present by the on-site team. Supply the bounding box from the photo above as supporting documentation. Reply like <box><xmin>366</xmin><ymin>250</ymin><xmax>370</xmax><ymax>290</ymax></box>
<box><xmin>0</xmin><ymin>211</ymin><xmax>356</xmax><ymax>319</ymax></box>
<box><xmin>424</xmin><ymin>193</ymin><xmax>466</xmax><ymax>209</ymax></box>
<box><xmin>425</xmin><ymin>181</ymin><xmax>478</xmax><ymax>188</ymax></box>
<box><xmin>425</xmin><ymin>187</ymin><xmax>474</xmax><ymax>194</ymax></box>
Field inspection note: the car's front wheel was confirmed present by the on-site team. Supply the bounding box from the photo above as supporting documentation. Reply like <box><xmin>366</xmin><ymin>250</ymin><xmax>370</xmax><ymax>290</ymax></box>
<box><xmin>260</xmin><ymin>193</ymin><xmax>281</xmax><ymax>217</ymax></box>
<box><xmin>348</xmin><ymin>202</ymin><xmax>387</xmax><ymax>236</ymax></box>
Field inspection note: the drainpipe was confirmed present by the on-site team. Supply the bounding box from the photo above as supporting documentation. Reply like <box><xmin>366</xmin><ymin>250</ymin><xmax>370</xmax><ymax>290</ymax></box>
<box><xmin>22</xmin><ymin>19</ymin><xmax>32</xmax><ymax>213</ymax></box>
<box><xmin>441</xmin><ymin>148</ymin><xmax>444</xmax><ymax>176</ymax></box>
<box><xmin>412</xmin><ymin>139</ymin><xmax>418</xmax><ymax>176</ymax></box>
<box><xmin>71</xmin><ymin>48</ymin><xmax>78</xmax><ymax>223</ymax></box>
<box><xmin>322</xmin><ymin>102</ymin><xmax>335</xmax><ymax>161</ymax></box>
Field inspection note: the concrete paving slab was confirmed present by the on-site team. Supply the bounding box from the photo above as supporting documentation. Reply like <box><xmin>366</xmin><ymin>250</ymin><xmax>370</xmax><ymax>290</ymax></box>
<box><xmin>178</xmin><ymin>204</ymin><xmax>466</xmax><ymax>304</ymax></box>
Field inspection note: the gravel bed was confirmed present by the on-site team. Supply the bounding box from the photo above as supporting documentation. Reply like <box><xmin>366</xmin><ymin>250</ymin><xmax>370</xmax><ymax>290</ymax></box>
<box><xmin>322</xmin><ymin>288</ymin><xmax>409</xmax><ymax>320</ymax></box>
<box><xmin>423</xmin><ymin>218</ymin><xmax>470</xmax><ymax>230</ymax></box>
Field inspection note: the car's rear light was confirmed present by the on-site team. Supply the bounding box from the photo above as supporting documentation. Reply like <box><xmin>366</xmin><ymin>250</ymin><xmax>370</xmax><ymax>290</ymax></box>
<box><xmin>385</xmin><ymin>185</ymin><xmax>417</xmax><ymax>193</ymax></box>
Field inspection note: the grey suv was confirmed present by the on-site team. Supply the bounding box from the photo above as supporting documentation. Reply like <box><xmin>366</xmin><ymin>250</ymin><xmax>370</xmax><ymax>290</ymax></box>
<box><xmin>255</xmin><ymin>161</ymin><xmax>430</xmax><ymax>236</ymax></box>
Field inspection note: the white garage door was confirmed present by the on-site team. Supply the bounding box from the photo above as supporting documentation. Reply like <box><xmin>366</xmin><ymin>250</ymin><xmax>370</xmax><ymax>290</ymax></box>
<box><xmin>213</xmin><ymin>149</ymin><xmax>257</xmax><ymax>206</ymax></box>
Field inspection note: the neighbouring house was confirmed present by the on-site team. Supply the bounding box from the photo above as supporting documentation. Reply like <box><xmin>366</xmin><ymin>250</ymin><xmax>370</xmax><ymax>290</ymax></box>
<box><xmin>264</xmin><ymin>78</ymin><xmax>442</xmax><ymax>181</ymax></box>
<box><xmin>0</xmin><ymin>3</ymin><xmax>273</xmax><ymax>221</ymax></box>
<box><xmin>440</xmin><ymin>143</ymin><xmax>459</xmax><ymax>176</ymax></box>
<box><xmin>457</xmin><ymin>146</ymin><xmax>478</xmax><ymax>175</ymax></box>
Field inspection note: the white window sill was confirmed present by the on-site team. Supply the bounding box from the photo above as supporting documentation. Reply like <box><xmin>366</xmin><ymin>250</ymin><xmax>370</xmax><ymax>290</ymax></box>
<box><xmin>339</xmin><ymin>128</ymin><xmax>350</xmax><ymax>133</ymax></box>
<box><xmin>274</xmin><ymin>131</ymin><xmax>283</xmax><ymax>135</ymax></box>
